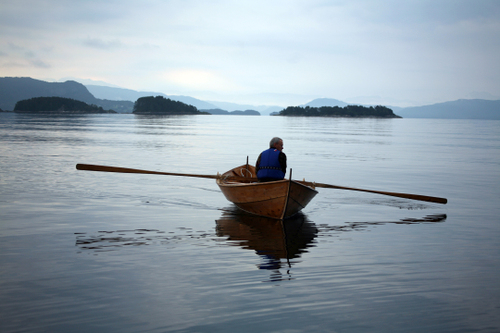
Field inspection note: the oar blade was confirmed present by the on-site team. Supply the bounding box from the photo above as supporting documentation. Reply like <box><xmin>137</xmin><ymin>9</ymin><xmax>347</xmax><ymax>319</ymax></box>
<box><xmin>304</xmin><ymin>181</ymin><xmax>447</xmax><ymax>204</ymax></box>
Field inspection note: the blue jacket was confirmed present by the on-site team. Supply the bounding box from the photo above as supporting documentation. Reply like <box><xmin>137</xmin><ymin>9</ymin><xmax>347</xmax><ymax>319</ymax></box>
<box><xmin>256</xmin><ymin>148</ymin><xmax>285</xmax><ymax>180</ymax></box>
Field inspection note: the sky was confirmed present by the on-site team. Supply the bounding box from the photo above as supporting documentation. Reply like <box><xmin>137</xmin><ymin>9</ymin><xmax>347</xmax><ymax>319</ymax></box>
<box><xmin>1</xmin><ymin>0</ymin><xmax>499</xmax><ymax>107</ymax></box>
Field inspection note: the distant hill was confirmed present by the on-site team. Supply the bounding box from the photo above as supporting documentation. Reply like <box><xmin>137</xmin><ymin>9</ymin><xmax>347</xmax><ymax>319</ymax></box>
<box><xmin>303</xmin><ymin>98</ymin><xmax>349</xmax><ymax>108</ymax></box>
<box><xmin>96</xmin><ymin>99</ymin><xmax>133</xmax><ymax>113</ymax></box>
<box><xmin>201</xmin><ymin>108</ymin><xmax>260</xmax><ymax>115</ymax></box>
<box><xmin>229</xmin><ymin>110</ymin><xmax>260</xmax><ymax>115</ymax></box>
<box><xmin>301</xmin><ymin>97</ymin><xmax>500</xmax><ymax>120</ymax></box>
<box><xmin>205</xmin><ymin>101</ymin><xmax>282</xmax><ymax>114</ymax></box>
<box><xmin>86</xmin><ymin>84</ymin><xmax>280</xmax><ymax>114</ymax></box>
<box><xmin>397</xmin><ymin>99</ymin><xmax>500</xmax><ymax>119</ymax></box>
<box><xmin>0</xmin><ymin>77</ymin><xmax>132</xmax><ymax>112</ymax></box>
<box><xmin>4</xmin><ymin>77</ymin><xmax>498</xmax><ymax>119</ymax></box>
<box><xmin>86</xmin><ymin>85</ymin><xmax>219</xmax><ymax>110</ymax></box>
<box><xmin>0</xmin><ymin>77</ymin><xmax>97</xmax><ymax>110</ymax></box>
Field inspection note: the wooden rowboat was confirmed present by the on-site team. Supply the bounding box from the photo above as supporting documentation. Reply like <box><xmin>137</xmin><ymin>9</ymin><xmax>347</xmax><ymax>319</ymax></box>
<box><xmin>216</xmin><ymin>164</ymin><xmax>318</xmax><ymax>220</ymax></box>
<box><xmin>75</xmin><ymin>164</ymin><xmax>447</xmax><ymax>218</ymax></box>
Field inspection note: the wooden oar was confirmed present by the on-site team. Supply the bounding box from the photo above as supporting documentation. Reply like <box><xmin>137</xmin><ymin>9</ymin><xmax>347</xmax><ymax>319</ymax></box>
<box><xmin>76</xmin><ymin>163</ymin><xmax>227</xmax><ymax>180</ymax></box>
<box><xmin>298</xmin><ymin>180</ymin><xmax>447</xmax><ymax>204</ymax></box>
<box><xmin>76</xmin><ymin>163</ymin><xmax>447</xmax><ymax>204</ymax></box>
<box><xmin>76</xmin><ymin>163</ymin><xmax>254</xmax><ymax>182</ymax></box>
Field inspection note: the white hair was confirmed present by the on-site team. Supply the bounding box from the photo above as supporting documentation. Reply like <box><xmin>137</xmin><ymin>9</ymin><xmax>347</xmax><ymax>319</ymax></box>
<box><xmin>269</xmin><ymin>137</ymin><xmax>282</xmax><ymax>148</ymax></box>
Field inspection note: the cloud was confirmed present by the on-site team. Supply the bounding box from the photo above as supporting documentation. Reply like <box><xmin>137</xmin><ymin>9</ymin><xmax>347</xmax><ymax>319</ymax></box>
<box><xmin>0</xmin><ymin>0</ymin><xmax>499</xmax><ymax>106</ymax></box>
<box><xmin>0</xmin><ymin>43</ymin><xmax>51</xmax><ymax>69</ymax></box>
<box><xmin>161</xmin><ymin>69</ymin><xmax>240</xmax><ymax>92</ymax></box>
<box><xmin>83</xmin><ymin>37</ymin><xmax>123</xmax><ymax>50</ymax></box>
<box><xmin>29</xmin><ymin>60</ymin><xmax>51</xmax><ymax>69</ymax></box>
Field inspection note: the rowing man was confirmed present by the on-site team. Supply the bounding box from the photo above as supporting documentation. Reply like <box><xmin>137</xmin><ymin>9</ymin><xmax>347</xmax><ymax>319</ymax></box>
<box><xmin>255</xmin><ymin>137</ymin><xmax>287</xmax><ymax>182</ymax></box>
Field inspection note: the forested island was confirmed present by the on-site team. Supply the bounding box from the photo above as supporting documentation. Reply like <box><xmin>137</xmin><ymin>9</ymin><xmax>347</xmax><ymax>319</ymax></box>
<box><xmin>279</xmin><ymin>105</ymin><xmax>400</xmax><ymax>118</ymax></box>
<box><xmin>14</xmin><ymin>97</ymin><xmax>117</xmax><ymax>113</ymax></box>
<box><xmin>133</xmin><ymin>96</ymin><xmax>207</xmax><ymax>115</ymax></box>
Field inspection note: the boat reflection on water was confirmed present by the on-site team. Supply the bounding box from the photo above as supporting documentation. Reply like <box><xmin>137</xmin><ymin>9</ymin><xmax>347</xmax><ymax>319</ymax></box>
<box><xmin>214</xmin><ymin>208</ymin><xmax>447</xmax><ymax>281</ymax></box>
<box><xmin>75</xmin><ymin>208</ymin><xmax>446</xmax><ymax>282</ymax></box>
<box><xmin>215</xmin><ymin>207</ymin><xmax>318</xmax><ymax>281</ymax></box>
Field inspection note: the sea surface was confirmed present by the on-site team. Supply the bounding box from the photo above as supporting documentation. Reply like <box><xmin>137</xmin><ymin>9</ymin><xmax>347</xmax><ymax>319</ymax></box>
<box><xmin>0</xmin><ymin>112</ymin><xmax>499</xmax><ymax>332</ymax></box>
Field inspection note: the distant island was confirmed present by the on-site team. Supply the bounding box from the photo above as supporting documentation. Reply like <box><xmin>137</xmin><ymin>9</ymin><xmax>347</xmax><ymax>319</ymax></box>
<box><xmin>2</xmin><ymin>77</ymin><xmax>499</xmax><ymax>119</ymax></box>
<box><xmin>200</xmin><ymin>108</ymin><xmax>260</xmax><ymax>115</ymax></box>
<box><xmin>279</xmin><ymin>105</ymin><xmax>401</xmax><ymax>118</ymax></box>
<box><xmin>133</xmin><ymin>96</ymin><xmax>208</xmax><ymax>115</ymax></box>
<box><xmin>14</xmin><ymin>97</ymin><xmax>117</xmax><ymax>113</ymax></box>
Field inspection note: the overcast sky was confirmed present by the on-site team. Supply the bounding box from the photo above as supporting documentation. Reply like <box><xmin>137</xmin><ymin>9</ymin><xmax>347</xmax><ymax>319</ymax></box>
<box><xmin>1</xmin><ymin>0</ymin><xmax>499</xmax><ymax>106</ymax></box>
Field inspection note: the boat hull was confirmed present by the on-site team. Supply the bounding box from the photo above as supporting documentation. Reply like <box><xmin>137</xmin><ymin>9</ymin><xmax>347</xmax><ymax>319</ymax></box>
<box><xmin>216</xmin><ymin>165</ymin><xmax>318</xmax><ymax>219</ymax></box>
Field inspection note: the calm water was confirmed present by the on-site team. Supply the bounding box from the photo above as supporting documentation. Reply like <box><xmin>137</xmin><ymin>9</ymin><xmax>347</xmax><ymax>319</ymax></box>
<box><xmin>0</xmin><ymin>113</ymin><xmax>499</xmax><ymax>332</ymax></box>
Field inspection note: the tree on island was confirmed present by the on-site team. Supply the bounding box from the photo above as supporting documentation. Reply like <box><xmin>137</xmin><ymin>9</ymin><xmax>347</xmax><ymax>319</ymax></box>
<box><xmin>279</xmin><ymin>105</ymin><xmax>400</xmax><ymax>118</ymax></box>
<box><xmin>133</xmin><ymin>96</ymin><xmax>206</xmax><ymax>115</ymax></box>
<box><xmin>14</xmin><ymin>97</ymin><xmax>116</xmax><ymax>113</ymax></box>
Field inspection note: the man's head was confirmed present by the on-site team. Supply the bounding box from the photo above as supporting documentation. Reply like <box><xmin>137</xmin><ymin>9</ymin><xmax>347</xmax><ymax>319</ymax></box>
<box><xmin>269</xmin><ymin>137</ymin><xmax>284</xmax><ymax>151</ymax></box>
